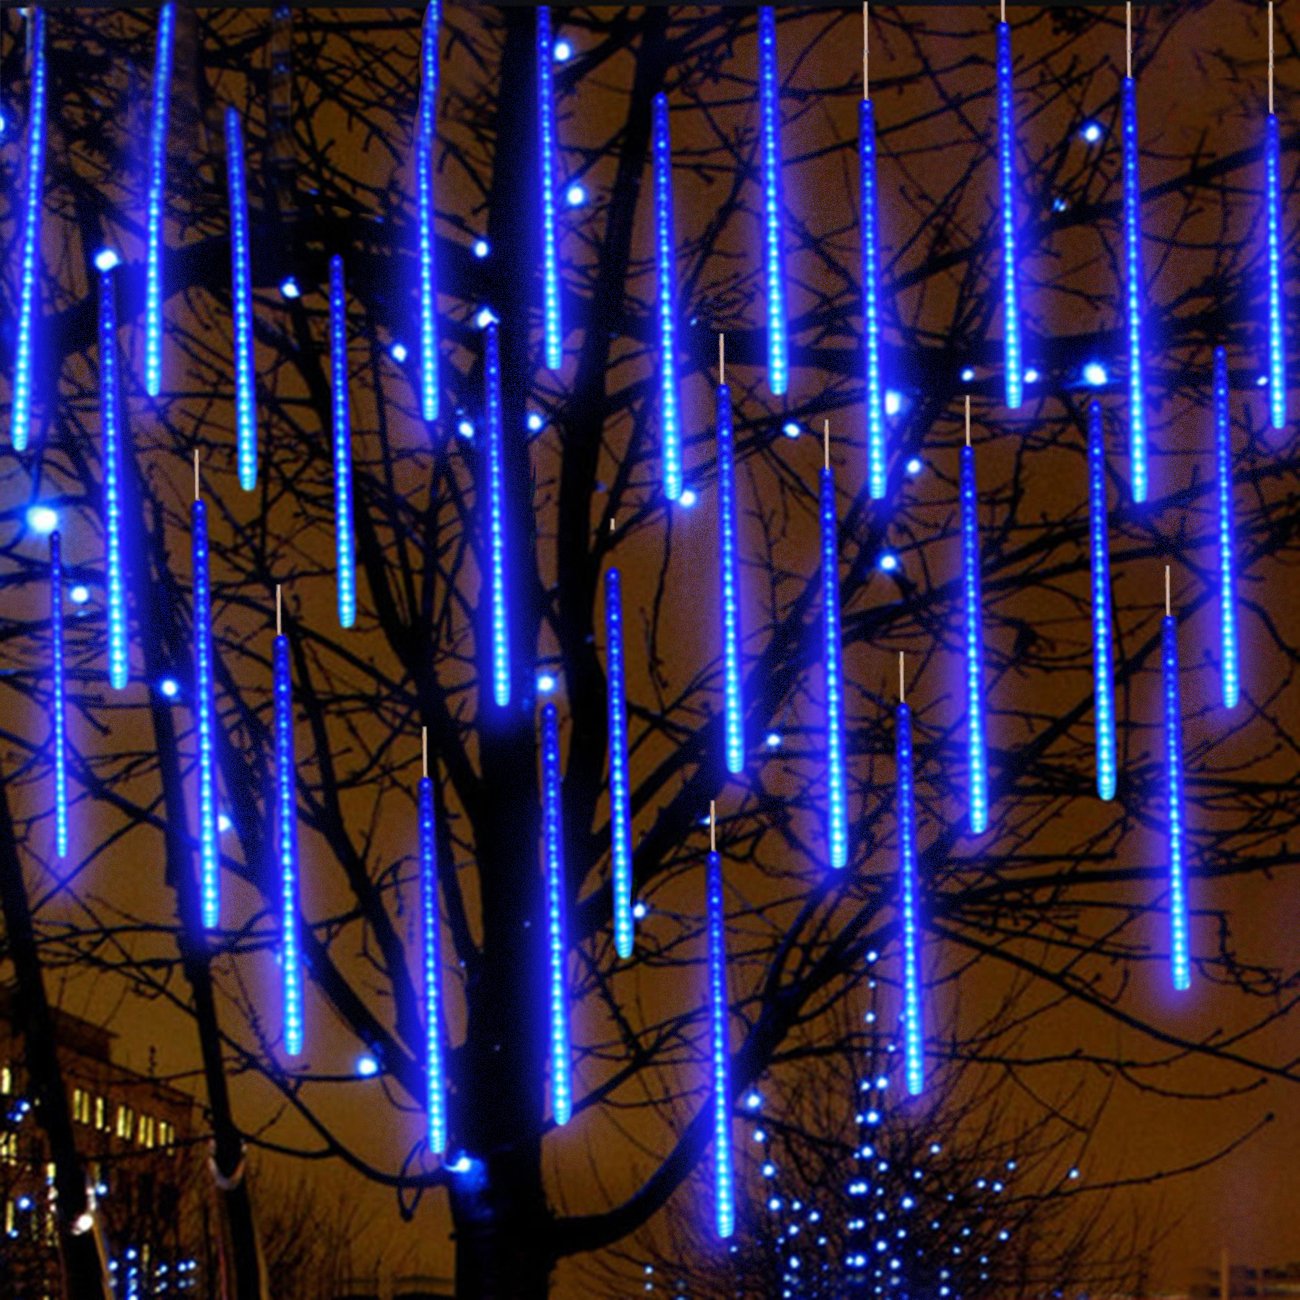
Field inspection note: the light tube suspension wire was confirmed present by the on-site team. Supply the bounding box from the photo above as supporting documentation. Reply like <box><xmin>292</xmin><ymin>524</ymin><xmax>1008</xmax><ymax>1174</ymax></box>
<box><xmin>1214</xmin><ymin>348</ymin><xmax>1239</xmax><ymax>710</ymax></box>
<box><xmin>329</xmin><ymin>256</ymin><xmax>356</xmax><ymax>629</ymax></box>
<box><xmin>416</xmin><ymin>1</ymin><xmax>441</xmax><ymax>421</ymax></box>
<box><xmin>99</xmin><ymin>262</ymin><xmax>129</xmax><ymax>691</ymax></box>
<box><xmin>653</xmin><ymin>92</ymin><xmax>683</xmax><ymax>501</ymax></box>
<box><xmin>605</xmin><ymin>568</ymin><xmax>634</xmax><ymax>959</ymax></box>
<box><xmin>758</xmin><ymin>6</ymin><xmax>788</xmax><ymax>396</ymax></box>
<box><xmin>225</xmin><ymin>107</ymin><xmax>257</xmax><ymax>490</ymax></box>
<box><xmin>51</xmin><ymin>531</ymin><xmax>68</xmax><ymax>860</ymax></box>
<box><xmin>484</xmin><ymin>319</ymin><xmax>510</xmax><ymax>707</ymax></box>
<box><xmin>541</xmin><ymin>703</ymin><xmax>572</xmax><ymax>1125</ymax></box>
<box><xmin>1087</xmin><ymin>402</ymin><xmax>1117</xmax><ymax>800</ymax></box>
<box><xmin>996</xmin><ymin>19</ymin><xmax>1022</xmax><ymax>410</ymax></box>
<box><xmin>144</xmin><ymin>2</ymin><xmax>176</xmax><ymax>398</ymax></box>
<box><xmin>537</xmin><ymin>6</ymin><xmax>562</xmax><ymax>370</ymax></box>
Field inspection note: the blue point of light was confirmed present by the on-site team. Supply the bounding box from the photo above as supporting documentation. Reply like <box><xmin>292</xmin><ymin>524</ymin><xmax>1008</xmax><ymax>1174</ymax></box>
<box><xmin>144</xmin><ymin>3</ymin><xmax>176</xmax><ymax>399</ymax></box>
<box><xmin>10</xmin><ymin>7</ymin><xmax>47</xmax><ymax>452</ymax></box>
<box><xmin>878</xmin><ymin>551</ymin><xmax>899</xmax><ymax>574</ymax></box>
<box><xmin>1083</xmin><ymin>361</ymin><xmax>1109</xmax><ymax>388</ymax></box>
<box><xmin>782</xmin><ymin>421</ymin><xmax>800</xmax><ymax>439</ymax></box>
<box><xmin>475</xmin><ymin>307</ymin><xmax>497</xmax><ymax>330</ymax></box>
<box><xmin>632</xmin><ymin>899</ymin><xmax>648</xmax><ymax>921</ymax></box>
<box><xmin>541</xmin><ymin>704</ymin><xmax>572</xmax><ymax>1125</ymax></box>
<box><xmin>538</xmin><ymin>7</ymin><xmax>563</xmax><ymax>370</ymax></box>
<box><xmin>27</xmin><ymin>505</ymin><xmax>58</xmax><ymax>535</ymax></box>
<box><xmin>93</xmin><ymin>248</ymin><xmax>121</xmax><ymax>274</ymax></box>
<box><xmin>484</xmin><ymin>320</ymin><xmax>510</xmax><ymax>707</ymax></box>
<box><xmin>1087</xmin><ymin>403</ymin><xmax>1117</xmax><ymax>801</ymax></box>
<box><xmin>759</xmin><ymin>6</ymin><xmax>788</xmax><ymax>397</ymax></box>
<box><xmin>820</xmin><ymin>467</ymin><xmax>848</xmax><ymax>869</ymax></box>
<box><xmin>274</xmin><ymin>633</ymin><xmax>304</xmax><ymax>1056</ymax></box>
<box><xmin>960</xmin><ymin>367</ymin><xmax>976</xmax><ymax>383</ymax></box>
<box><xmin>554</xmin><ymin>37</ymin><xmax>572</xmax><ymax>62</ymax></box>
<box><xmin>159</xmin><ymin>677</ymin><xmax>180</xmax><ymax>699</ymax></box>
<box><xmin>1214</xmin><ymin>348</ymin><xmax>1239</xmax><ymax>710</ymax></box>
<box><xmin>861</xmin><ymin>98</ymin><xmax>886</xmax><ymax>499</ymax></box>
<box><xmin>764</xmin><ymin>730</ymin><xmax>781</xmax><ymax>749</ymax></box>
<box><xmin>1081</xmin><ymin>120</ymin><xmax>1103</xmax><ymax>144</ymax></box>
<box><xmin>193</xmin><ymin>499</ymin><xmax>220</xmax><ymax>928</ymax></box>
<box><xmin>1024</xmin><ymin>367</ymin><xmax>1040</xmax><ymax>384</ymax></box>
<box><xmin>225</xmin><ymin>108</ymin><xmax>257</xmax><ymax>491</ymax></box>
<box><xmin>997</xmin><ymin>22</ymin><xmax>1023</xmax><ymax>411</ymax></box>
<box><xmin>279</xmin><ymin>276</ymin><xmax>301</xmax><ymax>300</ymax></box>
<box><xmin>653</xmin><ymin>93</ymin><xmax>683</xmax><ymax>502</ymax></box>
<box><xmin>526</xmin><ymin>411</ymin><xmax>544</xmax><ymax>433</ymax></box>
<box><xmin>565</xmin><ymin>182</ymin><xmax>587</xmax><ymax>208</ymax></box>
<box><xmin>1122</xmin><ymin>78</ymin><xmax>1148</xmax><ymax>503</ymax></box>
<box><xmin>329</xmin><ymin>256</ymin><xmax>356</xmax><ymax>630</ymax></box>
<box><xmin>960</xmin><ymin>444</ymin><xmax>989</xmax><ymax>834</ymax></box>
<box><xmin>418</xmin><ymin>774</ymin><xmax>446</xmax><ymax>1154</ymax></box>
<box><xmin>706</xmin><ymin>848</ymin><xmax>735</xmax><ymax>1237</ymax></box>
<box><xmin>1161</xmin><ymin>615</ymin><xmax>1191</xmax><ymax>992</ymax></box>
<box><xmin>605</xmin><ymin>569</ymin><xmax>634</xmax><ymax>959</ymax></box>
<box><xmin>537</xmin><ymin>671</ymin><xmax>558</xmax><ymax>694</ymax></box>
<box><xmin>99</xmin><ymin>262</ymin><xmax>129</xmax><ymax>691</ymax></box>
<box><xmin>884</xmin><ymin>389</ymin><xmax>903</xmax><ymax>418</ymax></box>
<box><xmin>717</xmin><ymin>382</ymin><xmax>744</xmax><ymax>776</ymax></box>
<box><xmin>217</xmin><ymin>812</ymin><xmax>233</xmax><ymax>834</ymax></box>
<box><xmin>678</xmin><ymin>488</ymin><xmax>698</xmax><ymax>508</ymax></box>
<box><xmin>472</xmin><ymin>238</ymin><xmax>490</xmax><ymax>259</ymax></box>
<box><xmin>896</xmin><ymin>702</ymin><xmax>923</xmax><ymax>1097</ymax></box>
<box><xmin>1265</xmin><ymin>113</ymin><xmax>1286</xmax><ymax>431</ymax></box>
<box><xmin>70</xmin><ymin>584</ymin><xmax>90</xmax><ymax>605</ymax></box>
<box><xmin>456</xmin><ymin>416</ymin><xmax>474</xmax><ymax>440</ymax></box>
<box><xmin>906</xmin><ymin>456</ymin><xmax>923</xmax><ymax>476</ymax></box>
<box><xmin>355</xmin><ymin>1054</ymin><xmax>379</xmax><ymax>1078</ymax></box>
<box><xmin>50</xmin><ymin>532</ymin><xmax>68</xmax><ymax>859</ymax></box>
<box><xmin>390</xmin><ymin>342</ymin><xmax>408</xmax><ymax>364</ymax></box>
<box><xmin>416</xmin><ymin>1</ymin><xmax>440</xmax><ymax>423</ymax></box>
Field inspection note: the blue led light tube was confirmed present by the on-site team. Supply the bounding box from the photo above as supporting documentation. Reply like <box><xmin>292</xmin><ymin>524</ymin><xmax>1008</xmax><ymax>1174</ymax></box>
<box><xmin>1122</xmin><ymin>77</ymin><xmax>1148</xmax><ymax>502</ymax></box>
<box><xmin>484</xmin><ymin>320</ymin><xmax>510</xmax><ymax>707</ymax></box>
<box><xmin>418</xmin><ymin>775</ymin><xmax>446</xmax><ymax>1154</ymax></box>
<box><xmin>717</xmin><ymin>383</ymin><xmax>744</xmax><ymax>776</ymax></box>
<box><xmin>416</xmin><ymin>2</ymin><xmax>440</xmax><ymax>422</ymax></box>
<box><xmin>537</xmin><ymin>7</ymin><xmax>562</xmax><ymax>370</ymax></box>
<box><xmin>996</xmin><ymin>21</ymin><xmax>1022</xmax><ymax>411</ymax></box>
<box><xmin>820</xmin><ymin>467</ymin><xmax>847</xmax><ymax>868</ymax></box>
<box><xmin>541</xmin><ymin>703</ymin><xmax>572</xmax><ymax>1125</ymax></box>
<box><xmin>653</xmin><ymin>92</ymin><xmax>682</xmax><ymax>501</ymax></box>
<box><xmin>1214</xmin><ymin>348</ymin><xmax>1239</xmax><ymax>710</ymax></box>
<box><xmin>706</xmin><ymin>847</ymin><xmax>734</xmax><ymax>1237</ymax></box>
<box><xmin>274</xmin><ymin>632</ymin><xmax>304</xmax><ymax>1054</ymax></box>
<box><xmin>1265</xmin><ymin>112</ymin><xmax>1286</xmax><ymax>431</ymax></box>
<box><xmin>1161</xmin><ymin>614</ymin><xmax>1191</xmax><ymax>992</ymax></box>
<box><xmin>1087</xmin><ymin>403</ymin><xmax>1117</xmax><ymax>800</ymax></box>
<box><xmin>605</xmin><ymin>569</ymin><xmax>634</xmax><ymax>959</ymax></box>
<box><xmin>896</xmin><ymin>701</ymin><xmax>923</xmax><ymax>1097</ymax></box>
<box><xmin>145</xmin><ymin>3</ymin><xmax>176</xmax><ymax>398</ymax></box>
<box><xmin>758</xmin><ymin>7</ymin><xmax>788</xmax><ymax>397</ymax></box>
<box><xmin>225</xmin><ymin>107</ymin><xmax>257</xmax><ymax>490</ymax></box>
<box><xmin>51</xmin><ymin>531</ymin><xmax>68</xmax><ymax>860</ymax></box>
<box><xmin>861</xmin><ymin>98</ymin><xmax>886</xmax><ymax>499</ymax></box>
<box><xmin>193</xmin><ymin>499</ymin><xmax>220</xmax><ymax>927</ymax></box>
<box><xmin>99</xmin><ymin>263</ymin><xmax>129</xmax><ymax>691</ymax></box>
<box><xmin>960</xmin><ymin>444</ymin><xmax>988</xmax><ymax>833</ymax></box>
<box><xmin>329</xmin><ymin>255</ymin><xmax>356</xmax><ymax>630</ymax></box>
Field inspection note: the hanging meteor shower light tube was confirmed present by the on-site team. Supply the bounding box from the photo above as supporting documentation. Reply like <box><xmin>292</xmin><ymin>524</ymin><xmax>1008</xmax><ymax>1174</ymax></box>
<box><xmin>605</xmin><ymin>568</ymin><xmax>634</xmax><ymax>960</ymax></box>
<box><xmin>98</xmin><ymin>257</ymin><xmax>130</xmax><ymax>691</ymax></box>
<box><xmin>11</xmin><ymin>5</ymin><xmax>47</xmax><ymax>452</ymax></box>
<box><xmin>1265</xmin><ymin>4</ymin><xmax>1286</xmax><ymax>431</ymax></box>
<box><xmin>225</xmin><ymin>107</ymin><xmax>257</xmax><ymax>490</ymax></box>
<box><xmin>418</xmin><ymin>730</ymin><xmax>446</xmax><ymax>1154</ymax></box>
<box><xmin>1214</xmin><ymin>348</ymin><xmax>1239</xmax><ymax>709</ymax></box>
<box><xmin>484</xmin><ymin>318</ymin><xmax>510</xmax><ymax>707</ymax></box>
<box><xmin>1122</xmin><ymin>9</ymin><xmax>1148</xmax><ymax>502</ymax></box>
<box><xmin>50</xmin><ymin>531</ymin><xmax>68</xmax><ymax>861</ymax></box>
<box><xmin>996</xmin><ymin>7</ymin><xmax>1022</xmax><ymax>411</ymax></box>
<box><xmin>896</xmin><ymin>657</ymin><xmax>923</xmax><ymax>1097</ymax></box>
<box><xmin>541</xmin><ymin>703</ymin><xmax>572</xmax><ymax>1126</ymax></box>
<box><xmin>329</xmin><ymin>256</ymin><xmax>356</xmax><ymax>630</ymax></box>
<box><xmin>960</xmin><ymin>400</ymin><xmax>989</xmax><ymax>834</ymax></box>
<box><xmin>820</xmin><ymin>424</ymin><xmax>848</xmax><ymax>869</ymax></box>
<box><xmin>717</xmin><ymin>339</ymin><xmax>744</xmax><ymax>776</ymax></box>
<box><xmin>273</xmin><ymin>589</ymin><xmax>304</xmax><ymax>1056</ymax></box>
<box><xmin>193</xmin><ymin>460</ymin><xmax>220</xmax><ymax>928</ymax></box>
<box><xmin>861</xmin><ymin>6</ymin><xmax>886</xmax><ymax>499</ymax></box>
<box><xmin>537</xmin><ymin>6</ymin><xmax>562</xmax><ymax>371</ymax></box>
<box><xmin>706</xmin><ymin>804</ymin><xmax>734</xmax><ymax>1238</ymax></box>
<box><xmin>1087</xmin><ymin>402</ymin><xmax>1117</xmax><ymax>801</ymax></box>
<box><xmin>145</xmin><ymin>2</ymin><xmax>176</xmax><ymax>398</ymax></box>
<box><xmin>653</xmin><ymin>92</ymin><xmax>683</xmax><ymax>501</ymax></box>
<box><xmin>1162</xmin><ymin>569</ymin><xmax>1191</xmax><ymax>993</ymax></box>
<box><xmin>416</xmin><ymin>1</ymin><xmax>441</xmax><ymax>422</ymax></box>
<box><xmin>758</xmin><ymin>6</ymin><xmax>789</xmax><ymax>397</ymax></box>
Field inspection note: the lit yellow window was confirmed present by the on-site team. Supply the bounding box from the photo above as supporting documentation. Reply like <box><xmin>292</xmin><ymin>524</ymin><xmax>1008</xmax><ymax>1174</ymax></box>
<box><xmin>0</xmin><ymin>1065</ymin><xmax>11</xmax><ymax>1094</ymax></box>
<box><xmin>95</xmin><ymin>1096</ymin><xmax>106</xmax><ymax>1130</ymax></box>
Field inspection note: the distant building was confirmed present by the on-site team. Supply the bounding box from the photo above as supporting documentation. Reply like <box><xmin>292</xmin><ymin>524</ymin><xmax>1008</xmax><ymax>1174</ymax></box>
<box><xmin>1189</xmin><ymin>1261</ymin><xmax>1300</xmax><ymax>1299</ymax></box>
<box><xmin>0</xmin><ymin>986</ymin><xmax>202</xmax><ymax>1297</ymax></box>
<box><xmin>336</xmin><ymin>1275</ymin><xmax>454</xmax><ymax>1300</ymax></box>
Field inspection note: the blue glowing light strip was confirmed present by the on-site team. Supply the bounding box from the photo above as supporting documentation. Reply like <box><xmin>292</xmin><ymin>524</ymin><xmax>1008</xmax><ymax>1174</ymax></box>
<box><xmin>51</xmin><ymin>531</ymin><xmax>68</xmax><ymax>860</ymax></box>
<box><xmin>329</xmin><ymin>256</ymin><xmax>356</xmax><ymax>630</ymax></box>
<box><xmin>1265</xmin><ymin>113</ymin><xmax>1286</xmax><ymax>431</ymax></box>
<box><xmin>541</xmin><ymin>704</ymin><xmax>572</xmax><ymax>1125</ymax></box>
<box><xmin>960</xmin><ymin>445</ymin><xmax>989</xmax><ymax>834</ymax></box>
<box><xmin>416</xmin><ymin>2</ymin><xmax>440</xmax><ymax>422</ymax></box>
<box><xmin>11</xmin><ymin>6</ymin><xmax>47</xmax><ymax>452</ymax></box>
<box><xmin>418</xmin><ymin>775</ymin><xmax>446</xmax><ymax>1154</ymax></box>
<box><xmin>653</xmin><ymin>93</ymin><xmax>682</xmax><ymax>501</ymax></box>
<box><xmin>605</xmin><ymin>569</ymin><xmax>634</xmax><ymax>960</ymax></box>
<box><xmin>193</xmin><ymin>499</ymin><xmax>220</xmax><ymax>928</ymax></box>
<box><xmin>820</xmin><ymin>467</ymin><xmax>847</xmax><ymax>869</ymax></box>
<box><xmin>1087</xmin><ymin>402</ymin><xmax>1117</xmax><ymax>801</ymax></box>
<box><xmin>144</xmin><ymin>3</ymin><xmax>176</xmax><ymax>398</ymax></box>
<box><xmin>99</xmin><ymin>264</ymin><xmax>129</xmax><ymax>691</ymax></box>
<box><xmin>896</xmin><ymin>701</ymin><xmax>923</xmax><ymax>1097</ymax></box>
<box><xmin>1161</xmin><ymin>615</ymin><xmax>1191</xmax><ymax>991</ymax></box>
<box><xmin>1214</xmin><ymin>348</ymin><xmax>1239</xmax><ymax>709</ymax></box>
<box><xmin>537</xmin><ymin>7</ymin><xmax>562</xmax><ymax>370</ymax></box>
<box><xmin>484</xmin><ymin>320</ymin><xmax>510</xmax><ymax>707</ymax></box>
<box><xmin>225</xmin><ymin>107</ymin><xmax>257</xmax><ymax>491</ymax></box>
<box><xmin>718</xmin><ymin>384</ymin><xmax>744</xmax><ymax>776</ymax></box>
<box><xmin>1122</xmin><ymin>77</ymin><xmax>1148</xmax><ymax>502</ymax></box>
<box><xmin>758</xmin><ymin>7</ymin><xmax>788</xmax><ymax>397</ymax></box>
<box><xmin>996</xmin><ymin>22</ymin><xmax>1022</xmax><ymax>411</ymax></box>
<box><xmin>861</xmin><ymin>98</ymin><xmax>886</xmax><ymax>499</ymax></box>
<box><xmin>706</xmin><ymin>847</ymin><xmax>734</xmax><ymax>1238</ymax></box>
<box><xmin>274</xmin><ymin>633</ymin><xmax>304</xmax><ymax>1055</ymax></box>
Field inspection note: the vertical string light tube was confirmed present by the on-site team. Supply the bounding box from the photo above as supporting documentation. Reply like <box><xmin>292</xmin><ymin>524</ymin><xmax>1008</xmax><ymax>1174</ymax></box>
<box><xmin>416</xmin><ymin>0</ymin><xmax>441</xmax><ymax>422</ymax></box>
<box><xmin>1087</xmin><ymin>402</ymin><xmax>1117</xmax><ymax>800</ymax></box>
<box><xmin>99</xmin><ymin>258</ymin><xmax>129</xmax><ymax>691</ymax></box>
<box><xmin>820</xmin><ymin>424</ymin><xmax>848</xmax><ymax>869</ymax></box>
<box><xmin>1265</xmin><ymin>5</ymin><xmax>1286</xmax><ymax>431</ymax></box>
<box><xmin>541</xmin><ymin>703</ymin><xmax>572</xmax><ymax>1125</ymax></box>
<box><xmin>1122</xmin><ymin>9</ymin><xmax>1148</xmax><ymax>502</ymax></box>
<box><xmin>145</xmin><ymin>2</ymin><xmax>176</xmax><ymax>398</ymax></box>
<box><xmin>717</xmin><ymin>340</ymin><xmax>744</xmax><ymax>776</ymax></box>
<box><xmin>604</xmin><ymin>568</ymin><xmax>634</xmax><ymax>960</ymax></box>
<box><xmin>996</xmin><ymin>9</ymin><xmax>1022</xmax><ymax>411</ymax></box>
<box><xmin>537</xmin><ymin>6</ymin><xmax>562</xmax><ymax>371</ymax></box>
<box><xmin>11</xmin><ymin>5</ymin><xmax>47</xmax><ymax>452</ymax></box>
<box><xmin>1162</xmin><ymin>569</ymin><xmax>1191</xmax><ymax>993</ymax></box>
<box><xmin>653</xmin><ymin>92</ymin><xmax>683</xmax><ymax>501</ymax></box>
<box><xmin>1214</xmin><ymin>349</ymin><xmax>1239</xmax><ymax>709</ymax></box>
<box><xmin>193</xmin><ymin>460</ymin><xmax>220</xmax><ymax>928</ymax></box>
<box><xmin>329</xmin><ymin>255</ymin><xmax>356</xmax><ymax>630</ymax></box>
<box><xmin>758</xmin><ymin>6</ymin><xmax>789</xmax><ymax>397</ymax></box>
<box><xmin>225</xmin><ymin>107</ymin><xmax>257</xmax><ymax>491</ymax></box>
<box><xmin>861</xmin><ymin>6</ymin><xmax>886</xmax><ymax>499</ymax></box>
<box><xmin>896</xmin><ymin>657</ymin><xmax>923</xmax><ymax>1097</ymax></box>
<box><xmin>484</xmin><ymin>319</ymin><xmax>510</xmax><ymax>707</ymax></box>
<box><xmin>273</xmin><ymin>589</ymin><xmax>304</xmax><ymax>1056</ymax></box>
<box><xmin>960</xmin><ymin>401</ymin><xmax>989</xmax><ymax>834</ymax></box>
<box><xmin>706</xmin><ymin>804</ymin><xmax>734</xmax><ymax>1238</ymax></box>
<box><xmin>418</xmin><ymin>730</ymin><xmax>446</xmax><ymax>1155</ymax></box>
<box><xmin>50</xmin><ymin>531</ymin><xmax>68</xmax><ymax>860</ymax></box>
